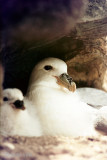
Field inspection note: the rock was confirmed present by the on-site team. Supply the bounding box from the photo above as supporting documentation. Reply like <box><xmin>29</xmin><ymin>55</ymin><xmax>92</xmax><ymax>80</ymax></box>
<box><xmin>0</xmin><ymin>135</ymin><xmax>107</xmax><ymax>160</ymax></box>
<box><xmin>0</xmin><ymin>0</ymin><xmax>107</xmax><ymax>93</ymax></box>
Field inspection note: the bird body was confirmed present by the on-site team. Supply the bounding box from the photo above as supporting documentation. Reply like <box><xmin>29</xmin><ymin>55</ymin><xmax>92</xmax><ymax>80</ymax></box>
<box><xmin>0</xmin><ymin>88</ymin><xmax>42</xmax><ymax>137</ymax></box>
<box><xmin>28</xmin><ymin>85</ymin><xmax>98</xmax><ymax>136</ymax></box>
<box><xmin>27</xmin><ymin>57</ymin><xmax>103</xmax><ymax>137</ymax></box>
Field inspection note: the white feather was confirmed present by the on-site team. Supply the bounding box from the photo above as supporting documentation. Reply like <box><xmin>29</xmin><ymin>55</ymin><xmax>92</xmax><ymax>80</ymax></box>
<box><xmin>27</xmin><ymin>57</ymin><xmax>104</xmax><ymax>137</ymax></box>
<box><xmin>0</xmin><ymin>88</ymin><xmax>42</xmax><ymax>137</ymax></box>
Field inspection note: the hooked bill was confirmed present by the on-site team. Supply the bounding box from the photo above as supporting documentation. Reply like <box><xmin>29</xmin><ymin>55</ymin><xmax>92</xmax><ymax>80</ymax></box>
<box><xmin>11</xmin><ymin>100</ymin><xmax>26</xmax><ymax>110</ymax></box>
<box><xmin>55</xmin><ymin>73</ymin><xmax>76</xmax><ymax>92</ymax></box>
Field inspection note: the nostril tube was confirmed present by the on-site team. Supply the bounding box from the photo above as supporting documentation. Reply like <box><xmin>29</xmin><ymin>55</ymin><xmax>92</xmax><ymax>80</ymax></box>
<box><xmin>59</xmin><ymin>73</ymin><xmax>73</xmax><ymax>85</ymax></box>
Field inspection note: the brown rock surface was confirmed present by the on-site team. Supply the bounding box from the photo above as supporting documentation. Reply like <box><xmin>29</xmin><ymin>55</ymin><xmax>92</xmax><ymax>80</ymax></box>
<box><xmin>66</xmin><ymin>37</ymin><xmax>107</xmax><ymax>91</ymax></box>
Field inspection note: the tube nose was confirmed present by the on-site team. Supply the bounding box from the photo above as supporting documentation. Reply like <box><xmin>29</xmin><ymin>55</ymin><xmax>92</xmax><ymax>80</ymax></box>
<box><xmin>59</xmin><ymin>73</ymin><xmax>73</xmax><ymax>85</ymax></box>
<box><xmin>55</xmin><ymin>73</ymin><xmax>76</xmax><ymax>92</ymax></box>
<box><xmin>13</xmin><ymin>100</ymin><xmax>25</xmax><ymax>110</ymax></box>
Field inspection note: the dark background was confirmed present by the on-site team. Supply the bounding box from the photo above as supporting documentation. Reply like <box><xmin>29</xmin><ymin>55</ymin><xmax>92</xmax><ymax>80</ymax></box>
<box><xmin>1</xmin><ymin>0</ymin><xmax>87</xmax><ymax>94</ymax></box>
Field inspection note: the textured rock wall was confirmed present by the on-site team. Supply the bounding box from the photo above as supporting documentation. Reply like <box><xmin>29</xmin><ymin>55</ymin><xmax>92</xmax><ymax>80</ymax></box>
<box><xmin>66</xmin><ymin>0</ymin><xmax>107</xmax><ymax>91</ymax></box>
<box><xmin>66</xmin><ymin>36</ymin><xmax>107</xmax><ymax>91</ymax></box>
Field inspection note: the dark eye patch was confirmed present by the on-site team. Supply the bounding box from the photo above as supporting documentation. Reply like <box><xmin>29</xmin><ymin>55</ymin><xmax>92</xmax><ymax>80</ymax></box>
<box><xmin>3</xmin><ymin>97</ymin><xmax>9</xmax><ymax>101</ymax></box>
<box><xmin>44</xmin><ymin>65</ymin><xmax>53</xmax><ymax>70</ymax></box>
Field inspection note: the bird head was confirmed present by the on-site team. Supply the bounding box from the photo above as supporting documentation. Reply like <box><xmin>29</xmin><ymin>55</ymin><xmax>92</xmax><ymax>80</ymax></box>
<box><xmin>27</xmin><ymin>57</ymin><xmax>76</xmax><ymax>92</ymax></box>
<box><xmin>2</xmin><ymin>88</ymin><xmax>25</xmax><ymax>110</ymax></box>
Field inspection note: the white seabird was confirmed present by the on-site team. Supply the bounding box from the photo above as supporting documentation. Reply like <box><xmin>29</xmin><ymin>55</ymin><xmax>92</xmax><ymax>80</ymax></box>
<box><xmin>27</xmin><ymin>57</ymin><xmax>107</xmax><ymax>137</ymax></box>
<box><xmin>0</xmin><ymin>88</ymin><xmax>42</xmax><ymax>137</ymax></box>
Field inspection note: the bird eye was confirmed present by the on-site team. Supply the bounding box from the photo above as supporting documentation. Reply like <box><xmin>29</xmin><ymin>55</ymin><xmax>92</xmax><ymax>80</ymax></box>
<box><xmin>3</xmin><ymin>97</ymin><xmax>8</xmax><ymax>101</ymax></box>
<box><xmin>44</xmin><ymin>65</ymin><xmax>53</xmax><ymax>70</ymax></box>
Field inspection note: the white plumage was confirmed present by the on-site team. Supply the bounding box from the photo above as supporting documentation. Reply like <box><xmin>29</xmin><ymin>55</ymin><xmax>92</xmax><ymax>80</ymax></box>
<box><xmin>76</xmin><ymin>87</ymin><xmax>107</xmax><ymax>107</ymax></box>
<box><xmin>27</xmin><ymin>57</ymin><xmax>107</xmax><ymax>137</ymax></box>
<box><xmin>1</xmin><ymin>58</ymin><xmax>106</xmax><ymax>137</ymax></box>
<box><xmin>0</xmin><ymin>88</ymin><xmax>42</xmax><ymax>137</ymax></box>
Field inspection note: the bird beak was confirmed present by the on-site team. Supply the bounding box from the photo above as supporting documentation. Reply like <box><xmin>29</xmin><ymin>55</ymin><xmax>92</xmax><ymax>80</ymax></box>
<box><xmin>10</xmin><ymin>100</ymin><xmax>25</xmax><ymax>110</ymax></box>
<box><xmin>54</xmin><ymin>73</ymin><xmax>76</xmax><ymax>92</ymax></box>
